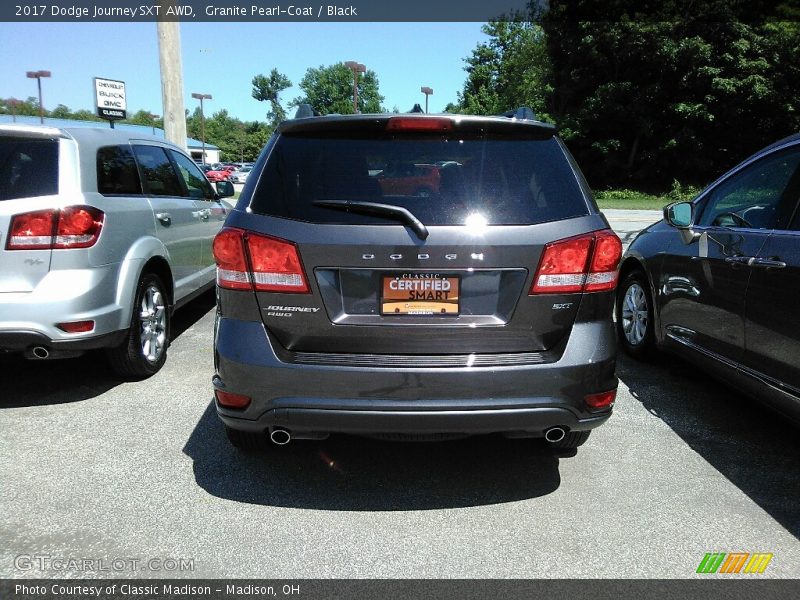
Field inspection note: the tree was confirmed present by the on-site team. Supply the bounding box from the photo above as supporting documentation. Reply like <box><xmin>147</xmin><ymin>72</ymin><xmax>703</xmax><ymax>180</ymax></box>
<box><xmin>454</xmin><ymin>19</ymin><xmax>551</xmax><ymax>120</ymax></box>
<box><xmin>541</xmin><ymin>0</ymin><xmax>800</xmax><ymax>188</ymax></box>
<box><xmin>252</xmin><ymin>69</ymin><xmax>292</xmax><ymax>127</ymax></box>
<box><xmin>291</xmin><ymin>63</ymin><xmax>384</xmax><ymax>115</ymax></box>
<box><xmin>0</xmin><ymin>96</ymin><xmax>42</xmax><ymax>117</ymax></box>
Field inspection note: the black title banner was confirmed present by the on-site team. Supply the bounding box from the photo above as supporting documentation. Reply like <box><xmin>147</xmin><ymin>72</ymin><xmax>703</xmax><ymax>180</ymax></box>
<box><xmin>2</xmin><ymin>1</ymin><xmax>797</xmax><ymax>23</ymax></box>
<box><xmin>2</xmin><ymin>579</ymin><xmax>800</xmax><ymax>600</ymax></box>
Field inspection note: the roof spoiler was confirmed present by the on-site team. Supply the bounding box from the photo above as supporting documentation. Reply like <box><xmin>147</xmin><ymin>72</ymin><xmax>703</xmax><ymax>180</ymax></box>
<box><xmin>500</xmin><ymin>107</ymin><xmax>537</xmax><ymax>121</ymax></box>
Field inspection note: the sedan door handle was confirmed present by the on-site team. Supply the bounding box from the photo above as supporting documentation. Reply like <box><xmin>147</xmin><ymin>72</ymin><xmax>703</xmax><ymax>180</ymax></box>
<box><xmin>723</xmin><ymin>255</ymin><xmax>753</xmax><ymax>266</ymax></box>
<box><xmin>155</xmin><ymin>212</ymin><xmax>172</xmax><ymax>226</ymax></box>
<box><xmin>749</xmin><ymin>257</ymin><xmax>787</xmax><ymax>269</ymax></box>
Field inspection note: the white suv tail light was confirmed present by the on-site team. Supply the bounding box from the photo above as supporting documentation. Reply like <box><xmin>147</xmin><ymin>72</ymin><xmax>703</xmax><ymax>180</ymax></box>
<box><xmin>6</xmin><ymin>206</ymin><xmax>105</xmax><ymax>250</ymax></box>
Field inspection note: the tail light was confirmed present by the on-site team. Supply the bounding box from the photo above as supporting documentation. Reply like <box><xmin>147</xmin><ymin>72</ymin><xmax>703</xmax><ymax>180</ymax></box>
<box><xmin>530</xmin><ymin>230</ymin><xmax>622</xmax><ymax>294</ymax></box>
<box><xmin>211</xmin><ymin>228</ymin><xmax>251</xmax><ymax>290</ymax></box>
<box><xmin>386</xmin><ymin>117</ymin><xmax>453</xmax><ymax>132</ymax></box>
<box><xmin>6</xmin><ymin>206</ymin><xmax>104</xmax><ymax>250</ymax></box>
<box><xmin>212</xmin><ymin>228</ymin><xmax>309</xmax><ymax>294</ymax></box>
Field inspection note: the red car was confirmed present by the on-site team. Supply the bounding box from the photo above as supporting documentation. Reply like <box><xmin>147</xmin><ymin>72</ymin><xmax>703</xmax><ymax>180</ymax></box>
<box><xmin>205</xmin><ymin>167</ymin><xmax>232</xmax><ymax>182</ymax></box>
<box><xmin>376</xmin><ymin>162</ymin><xmax>441</xmax><ymax>197</ymax></box>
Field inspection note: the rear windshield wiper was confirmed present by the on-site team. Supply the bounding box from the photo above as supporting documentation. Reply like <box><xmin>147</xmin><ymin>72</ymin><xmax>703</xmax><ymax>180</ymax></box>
<box><xmin>312</xmin><ymin>199</ymin><xmax>429</xmax><ymax>240</ymax></box>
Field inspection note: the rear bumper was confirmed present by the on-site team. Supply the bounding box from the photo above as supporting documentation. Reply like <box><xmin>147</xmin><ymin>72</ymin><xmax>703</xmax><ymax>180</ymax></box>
<box><xmin>0</xmin><ymin>263</ymin><xmax>131</xmax><ymax>353</ymax></box>
<box><xmin>217</xmin><ymin>404</ymin><xmax>610</xmax><ymax>437</ymax></box>
<box><xmin>213</xmin><ymin>317</ymin><xmax>617</xmax><ymax>438</ymax></box>
<box><xmin>0</xmin><ymin>329</ymin><xmax>126</xmax><ymax>353</ymax></box>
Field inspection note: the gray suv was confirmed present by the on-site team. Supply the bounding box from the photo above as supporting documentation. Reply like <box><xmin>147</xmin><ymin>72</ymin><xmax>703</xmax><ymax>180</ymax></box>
<box><xmin>212</xmin><ymin>110</ymin><xmax>622</xmax><ymax>450</ymax></box>
<box><xmin>0</xmin><ymin>125</ymin><xmax>233</xmax><ymax>377</ymax></box>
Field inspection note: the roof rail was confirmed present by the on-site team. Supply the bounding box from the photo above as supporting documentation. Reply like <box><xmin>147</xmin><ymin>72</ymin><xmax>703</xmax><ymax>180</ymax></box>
<box><xmin>501</xmin><ymin>107</ymin><xmax>537</xmax><ymax>121</ymax></box>
<box><xmin>294</xmin><ymin>104</ymin><xmax>320</xmax><ymax>119</ymax></box>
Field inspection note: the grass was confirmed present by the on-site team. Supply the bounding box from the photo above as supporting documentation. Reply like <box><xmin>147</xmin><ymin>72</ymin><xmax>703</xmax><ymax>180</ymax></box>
<box><xmin>594</xmin><ymin>190</ymin><xmax>668</xmax><ymax>210</ymax></box>
<box><xmin>594</xmin><ymin>182</ymin><xmax>701</xmax><ymax>211</ymax></box>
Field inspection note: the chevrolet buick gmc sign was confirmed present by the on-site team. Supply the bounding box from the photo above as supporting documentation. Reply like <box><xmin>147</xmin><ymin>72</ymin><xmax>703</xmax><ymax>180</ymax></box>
<box><xmin>94</xmin><ymin>77</ymin><xmax>127</xmax><ymax>120</ymax></box>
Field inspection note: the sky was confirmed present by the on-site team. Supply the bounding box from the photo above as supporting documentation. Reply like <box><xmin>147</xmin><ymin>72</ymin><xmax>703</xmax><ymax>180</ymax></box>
<box><xmin>0</xmin><ymin>22</ymin><xmax>488</xmax><ymax>122</ymax></box>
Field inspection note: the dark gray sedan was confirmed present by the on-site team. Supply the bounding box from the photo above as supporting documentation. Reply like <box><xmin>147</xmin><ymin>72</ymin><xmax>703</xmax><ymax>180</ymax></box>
<box><xmin>617</xmin><ymin>132</ymin><xmax>800</xmax><ymax>423</ymax></box>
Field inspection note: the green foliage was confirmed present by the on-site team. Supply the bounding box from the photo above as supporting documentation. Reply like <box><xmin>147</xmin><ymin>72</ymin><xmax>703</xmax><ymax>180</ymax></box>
<box><xmin>594</xmin><ymin>189</ymin><xmax>668</xmax><ymax>210</ymax></box>
<box><xmin>0</xmin><ymin>96</ymin><xmax>44</xmax><ymax>117</ymax></box>
<box><xmin>541</xmin><ymin>1</ymin><xmax>800</xmax><ymax>188</ymax></box>
<box><xmin>186</xmin><ymin>106</ymin><xmax>272</xmax><ymax>162</ymax></box>
<box><xmin>594</xmin><ymin>180</ymin><xmax>700</xmax><ymax>209</ymax></box>
<box><xmin>291</xmin><ymin>63</ymin><xmax>385</xmax><ymax>115</ymax></box>
<box><xmin>454</xmin><ymin>19</ymin><xmax>551</xmax><ymax>120</ymax></box>
<box><xmin>449</xmin><ymin>1</ymin><xmax>800</xmax><ymax>190</ymax></box>
<box><xmin>252</xmin><ymin>68</ymin><xmax>292</xmax><ymax>127</ymax></box>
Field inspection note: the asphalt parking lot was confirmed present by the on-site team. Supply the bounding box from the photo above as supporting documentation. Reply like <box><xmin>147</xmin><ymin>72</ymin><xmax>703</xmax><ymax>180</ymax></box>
<box><xmin>1</xmin><ymin>211</ymin><xmax>798</xmax><ymax>579</ymax></box>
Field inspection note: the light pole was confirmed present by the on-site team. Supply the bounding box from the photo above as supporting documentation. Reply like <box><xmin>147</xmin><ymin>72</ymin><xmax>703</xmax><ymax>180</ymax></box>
<box><xmin>421</xmin><ymin>87</ymin><xmax>433</xmax><ymax>113</ymax></box>
<box><xmin>344</xmin><ymin>61</ymin><xmax>366</xmax><ymax>114</ymax></box>
<box><xmin>149</xmin><ymin>113</ymin><xmax>160</xmax><ymax>135</ymax></box>
<box><xmin>26</xmin><ymin>70</ymin><xmax>51</xmax><ymax>124</ymax></box>
<box><xmin>191</xmin><ymin>93</ymin><xmax>212</xmax><ymax>164</ymax></box>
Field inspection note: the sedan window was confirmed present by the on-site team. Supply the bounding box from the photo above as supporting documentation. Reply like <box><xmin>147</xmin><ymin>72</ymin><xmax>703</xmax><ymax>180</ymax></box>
<box><xmin>698</xmin><ymin>147</ymin><xmax>800</xmax><ymax>229</ymax></box>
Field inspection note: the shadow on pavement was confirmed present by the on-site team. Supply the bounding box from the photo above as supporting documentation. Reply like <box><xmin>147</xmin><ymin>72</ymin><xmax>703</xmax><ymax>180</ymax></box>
<box><xmin>617</xmin><ymin>352</ymin><xmax>800</xmax><ymax>539</ymax></box>
<box><xmin>184</xmin><ymin>402</ymin><xmax>563</xmax><ymax>511</ymax></box>
<box><xmin>0</xmin><ymin>289</ymin><xmax>216</xmax><ymax>409</ymax></box>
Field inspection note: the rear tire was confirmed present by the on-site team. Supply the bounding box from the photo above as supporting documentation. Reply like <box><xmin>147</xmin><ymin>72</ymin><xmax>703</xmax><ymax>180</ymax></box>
<box><xmin>548</xmin><ymin>430</ymin><xmax>591</xmax><ymax>449</ymax></box>
<box><xmin>106</xmin><ymin>273</ymin><xmax>170</xmax><ymax>379</ymax></box>
<box><xmin>225</xmin><ymin>425</ymin><xmax>269</xmax><ymax>451</ymax></box>
<box><xmin>616</xmin><ymin>270</ymin><xmax>656</xmax><ymax>359</ymax></box>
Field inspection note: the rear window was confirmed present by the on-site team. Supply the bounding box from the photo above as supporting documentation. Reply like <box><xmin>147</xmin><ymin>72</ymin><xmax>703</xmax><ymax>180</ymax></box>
<box><xmin>250</xmin><ymin>134</ymin><xmax>589</xmax><ymax>225</ymax></box>
<box><xmin>0</xmin><ymin>138</ymin><xmax>59</xmax><ymax>201</ymax></box>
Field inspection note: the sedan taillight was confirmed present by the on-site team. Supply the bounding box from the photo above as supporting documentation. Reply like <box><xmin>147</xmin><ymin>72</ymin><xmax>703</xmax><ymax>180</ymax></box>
<box><xmin>6</xmin><ymin>206</ymin><xmax>105</xmax><ymax>250</ymax></box>
<box><xmin>530</xmin><ymin>229</ymin><xmax>622</xmax><ymax>294</ymax></box>
<box><xmin>212</xmin><ymin>227</ymin><xmax>310</xmax><ymax>294</ymax></box>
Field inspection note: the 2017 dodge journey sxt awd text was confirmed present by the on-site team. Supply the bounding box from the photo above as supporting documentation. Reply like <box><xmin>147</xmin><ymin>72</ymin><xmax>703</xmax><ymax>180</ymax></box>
<box><xmin>211</xmin><ymin>108</ymin><xmax>622</xmax><ymax>451</ymax></box>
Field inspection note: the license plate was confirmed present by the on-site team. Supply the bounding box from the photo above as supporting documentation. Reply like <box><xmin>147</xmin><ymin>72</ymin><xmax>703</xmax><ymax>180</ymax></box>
<box><xmin>381</xmin><ymin>273</ymin><xmax>460</xmax><ymax>315</ymax></box>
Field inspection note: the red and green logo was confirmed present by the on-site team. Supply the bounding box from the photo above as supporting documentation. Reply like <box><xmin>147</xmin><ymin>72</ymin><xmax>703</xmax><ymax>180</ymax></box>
<box><xmin>697</xmin><ymin>552</ymin><xmax>773</xmax><ymax>574</ymax></box>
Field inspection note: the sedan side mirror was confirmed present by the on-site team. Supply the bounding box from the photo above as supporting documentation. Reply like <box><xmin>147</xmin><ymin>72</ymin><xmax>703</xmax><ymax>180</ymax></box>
<box><xmin>664</xmin><ymin>201</ymin><xmax>699</xmax><ymax>244</ymax></box>
<box><xmin>215</xmin><ymin>181</ymin><xmax>235</xmax><ymax>198</ymax></box>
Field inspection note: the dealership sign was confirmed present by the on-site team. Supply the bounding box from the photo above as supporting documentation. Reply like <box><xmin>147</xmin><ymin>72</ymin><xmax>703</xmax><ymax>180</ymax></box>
<box><xmin>94</xmin><ymin>77</ymin><xmax>127</xmax><ymax>120</ymax></box>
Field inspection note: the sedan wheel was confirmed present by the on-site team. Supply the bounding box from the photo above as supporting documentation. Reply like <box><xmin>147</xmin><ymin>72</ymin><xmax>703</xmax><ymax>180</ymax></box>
<box><xmin>621</xmin><ymin>283</ymin><xmax>648</xmax><ymax>346</ymax></box>
<box><xmin>616</xmin><ymin>271</ymin><xmax>655</xmax><ymax>359</ymax></box>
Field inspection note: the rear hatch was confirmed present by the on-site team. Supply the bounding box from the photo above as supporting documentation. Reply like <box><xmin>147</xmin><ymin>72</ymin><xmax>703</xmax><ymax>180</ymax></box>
<box><xmin>219</xmin><ymin>115</ymin><xmax>615</xmax><ymax>358</ymax></box>
<box><xmin>0</xmin><ymin>127</ymin><xmax>62</xmax><ymax>292</ymax></box>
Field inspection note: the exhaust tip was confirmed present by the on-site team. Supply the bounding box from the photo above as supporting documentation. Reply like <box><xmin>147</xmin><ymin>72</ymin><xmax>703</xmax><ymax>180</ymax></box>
<box><xmin>31</xmin><ymin>346</ymin><xmax>50</xmax><ymax>359</ymax></box>
<box><xmin>544</xmin><ymin>427</ymin><xmax>566</xmax><ymax>443</ymax></box>
<box><xmin>270</xmin><ymin>428</ymin><xmax>291</xmax><ymax>445</ymax></box>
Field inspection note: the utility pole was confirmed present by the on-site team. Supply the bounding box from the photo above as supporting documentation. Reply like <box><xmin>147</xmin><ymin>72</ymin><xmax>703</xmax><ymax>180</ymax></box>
<box><xmin>344</xmin><ymin>61</ymin><xmax>366</xmax><ymax>114</ymax></box>
<box><xmin>157</xmin><ymin>7</ymin><xmax>187</xmax><ymax>149</ymax></box>
<box><xmin>26</xmin><ymin>70</ymin><xmax>51</xmax><ymax>124</ymax></box>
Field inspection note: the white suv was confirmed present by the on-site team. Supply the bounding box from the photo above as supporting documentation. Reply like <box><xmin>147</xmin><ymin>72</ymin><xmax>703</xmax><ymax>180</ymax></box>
<box><xmin>0</xmin><ymin>124</ymin><xmax>233</xmax><ymax>378</ymax></box>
